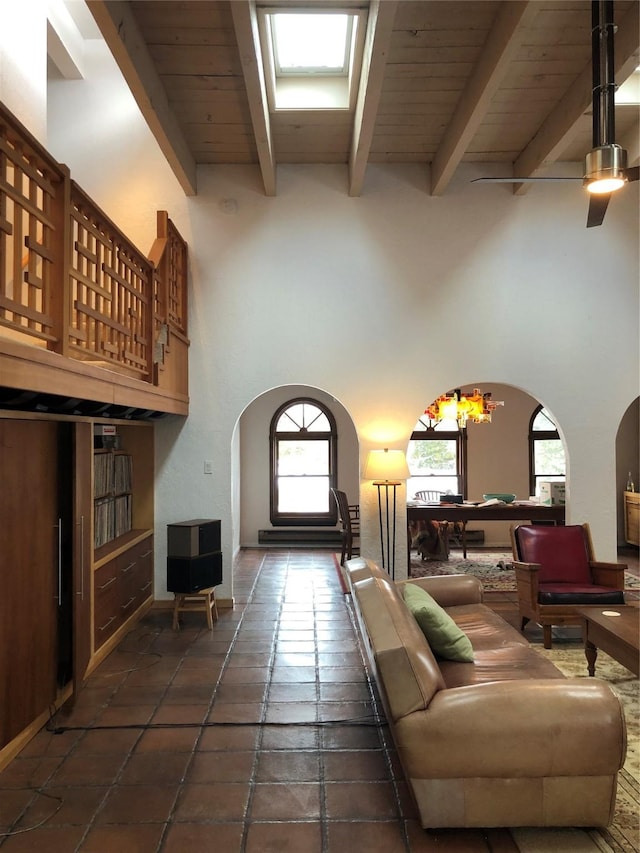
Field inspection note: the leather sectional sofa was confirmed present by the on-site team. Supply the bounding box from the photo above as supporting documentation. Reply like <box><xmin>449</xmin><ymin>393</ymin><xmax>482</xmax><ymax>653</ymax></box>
<box><xmin>344</xmin><ymin>557</ymin><xmax>627</xmax><ymax>829</ymax></box>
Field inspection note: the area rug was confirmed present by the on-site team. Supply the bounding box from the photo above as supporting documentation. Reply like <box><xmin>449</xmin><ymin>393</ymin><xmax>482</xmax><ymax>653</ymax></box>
<box><xmin>410</xmin><ymin>551</ymin><xmax>640</xmax><ymax>593</ymax></box>
<box><xmin>537</xmin><ymin>644</ymin><xmax>639</xmax><ymax>853</ymax></box>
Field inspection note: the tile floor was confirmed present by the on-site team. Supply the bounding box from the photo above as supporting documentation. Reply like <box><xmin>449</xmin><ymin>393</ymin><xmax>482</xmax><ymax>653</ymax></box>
<box><xmin>0</xmin><ymin>546</ymin><xmax>637</xmax><ymax>852</ymax></box>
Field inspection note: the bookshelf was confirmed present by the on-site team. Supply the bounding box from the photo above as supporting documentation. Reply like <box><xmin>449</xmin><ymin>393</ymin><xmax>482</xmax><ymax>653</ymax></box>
<box><xmin>90</xmin><ymin>422</ymin><xmax>155</xmax><ymax>660</ymax></box>
<box><xmin>93</xmin><ymin>450</ymin><xmax>133</xmax><ymax>548</ymax></box>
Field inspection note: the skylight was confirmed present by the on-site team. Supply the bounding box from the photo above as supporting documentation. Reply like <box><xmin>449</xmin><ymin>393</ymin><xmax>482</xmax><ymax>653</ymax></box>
<box><xmin>259</xmin><ymin>8</ymin><xmax>365</xmax><ymax>110</ymax></box>
<box><xmin>271</xmin><ymin>13</ymin><xmax>352</xmax><ymax>76</ymax></box>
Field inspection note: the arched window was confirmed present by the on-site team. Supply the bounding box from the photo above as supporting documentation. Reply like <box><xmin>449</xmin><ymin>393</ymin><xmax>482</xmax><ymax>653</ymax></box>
<box><xmin>406</xmin><ymin>414</ymin><xmax>467</xmax><ymax>499</ymax></box>
<box><xmin>269</xmin><ymin>398</ymin><xmax>338</xmax><ymax>525</ymax></box>
<box><xmin>529</xmin><ymin>406</ymin><xmax>566</xmax><ymax>496</ymax></box>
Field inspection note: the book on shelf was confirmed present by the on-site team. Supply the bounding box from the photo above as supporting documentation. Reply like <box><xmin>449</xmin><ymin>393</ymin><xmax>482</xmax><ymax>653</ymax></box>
<box><xmin>93</xmin><ymin>451</ymin><xmax>132</xmax><ymax>498</ymax></box>
<box><xmin>114</xmin><ymin>454</ymin><xmax>133</xmax><ymax>494</ymax></box>
<box><xmin>114</xmin><ymin>494</ymin><xmax>132</xmax><ymax>539</ymax></box>
<box><xmin>93</xmin><ymin>452</ymin><xmax>133</xmax><ymax>547</ymax></box>
<box><xmin>93</xmin><ymin>451</ymin><xmax>114</xmax><ymax>498</ymax></box>
<box><xmin>94</xmin><ymin>497</ymin><xmax>115</xmax><ymax>549</ymax></box>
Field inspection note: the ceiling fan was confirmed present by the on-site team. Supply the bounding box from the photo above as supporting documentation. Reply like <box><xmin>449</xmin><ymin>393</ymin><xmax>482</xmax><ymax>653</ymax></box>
<box><xmin>473</xmin><ymin>0</ymin><xmax>639</xmax><ymax>227</ymax></box>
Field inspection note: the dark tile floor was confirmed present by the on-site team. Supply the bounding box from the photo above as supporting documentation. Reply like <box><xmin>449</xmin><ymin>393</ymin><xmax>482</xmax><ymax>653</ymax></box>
<box><xmin>0</xmin><ymin>546</ymin><xmax>637</xmax><ymax>852</ymax></box>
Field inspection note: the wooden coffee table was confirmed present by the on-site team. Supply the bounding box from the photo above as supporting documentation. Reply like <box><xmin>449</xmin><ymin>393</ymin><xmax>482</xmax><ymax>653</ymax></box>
<box><xmin>576</xmin><ymin>606</ymin><xmax>639</xmax><ymax>677</ymax></box>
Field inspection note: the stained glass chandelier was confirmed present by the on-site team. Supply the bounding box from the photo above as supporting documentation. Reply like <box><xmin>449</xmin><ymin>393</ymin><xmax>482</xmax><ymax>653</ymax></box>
<box><xmin>425</xmin><ymin>388</ymin><xmax>504</xmax><ymax>429</ymax></box>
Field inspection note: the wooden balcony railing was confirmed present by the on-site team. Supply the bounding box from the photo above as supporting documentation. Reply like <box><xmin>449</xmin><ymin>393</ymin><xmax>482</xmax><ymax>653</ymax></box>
<box><xmin>0</xmin><ymin>102</ymin><xmax>188</xmax><ymax>401</ymax></box>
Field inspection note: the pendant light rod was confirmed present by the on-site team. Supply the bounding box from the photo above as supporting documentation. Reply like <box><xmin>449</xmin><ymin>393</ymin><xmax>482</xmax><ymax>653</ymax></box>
<box><xmin>591</xmin><ymin>0</ymin><xmax>617</xmax><ymax>147</ymax></box>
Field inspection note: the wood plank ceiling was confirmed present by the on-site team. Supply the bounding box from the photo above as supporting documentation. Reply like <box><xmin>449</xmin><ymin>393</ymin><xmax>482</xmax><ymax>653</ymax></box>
<box><xmin>87</xmin><ymin>0</ymin><xmax>640</xmax><ymax>198</ymax></box>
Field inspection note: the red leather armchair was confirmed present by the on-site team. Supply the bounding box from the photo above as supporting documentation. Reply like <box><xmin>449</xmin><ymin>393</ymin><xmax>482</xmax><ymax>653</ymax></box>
<box><xmin>510</xmin><ymin>523</ymin><xmax>626</xmax><ymax>648</ymax></box>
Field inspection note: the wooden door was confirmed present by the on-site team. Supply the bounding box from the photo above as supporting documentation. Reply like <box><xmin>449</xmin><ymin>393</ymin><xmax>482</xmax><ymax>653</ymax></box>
<box><xmin>0</xmin><ymin>419</ymin><xmax>59</xmax><ymax>747</ymax></box>
<box><xmin>73</xmin><ymin>422</ymin><xmax>92</xmax><ymax>687</ymax></box>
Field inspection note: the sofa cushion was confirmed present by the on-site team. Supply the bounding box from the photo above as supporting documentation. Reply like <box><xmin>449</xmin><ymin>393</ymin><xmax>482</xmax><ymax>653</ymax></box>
<box><xmin>438</xmin><ymin>643</ymin><xmax>565</xmax><ymax>688</ymax></box>
<box><xmin>403</xmin><ymin>583</ymin><xmax>474</xmax><ymax>662</ymax></box>
<box><xmin>445</xmin><ymin>603</ymin><xmax>529</xmax><ymax>650</ymax></box>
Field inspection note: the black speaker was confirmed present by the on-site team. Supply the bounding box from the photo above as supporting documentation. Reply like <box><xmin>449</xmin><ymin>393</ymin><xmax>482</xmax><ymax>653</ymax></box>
<box><xmin>167</xmin><ymin>519</ymin><xmax>221</xmax><ymax>557</ymax></box>
<box><xmin>167</xmin><ymin>551</ymin><xmax>223</xmax><ymax>593</ymax></box>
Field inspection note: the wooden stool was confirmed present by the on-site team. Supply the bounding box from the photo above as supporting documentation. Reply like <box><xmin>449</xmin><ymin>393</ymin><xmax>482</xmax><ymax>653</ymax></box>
<box><xmin>172</xmin><ymin>587</ymin><xmax>218</xmax><ymax>630</ymax></box>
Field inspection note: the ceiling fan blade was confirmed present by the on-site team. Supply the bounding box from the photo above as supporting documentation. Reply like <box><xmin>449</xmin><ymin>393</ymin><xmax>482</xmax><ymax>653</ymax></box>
<box><xmin>625</xmin><ymin>165</ymin><xmax>640</xmax><ymax>183</ymax></box>
<box><xmin>471</xmin><ymin>177</ymin><xmax>581</xmax><ymax>184</ymax></box>
<box><xmin>586</xmin><ymin>193</ymin><xmax>611</xmax><ymax>228</ymax></box>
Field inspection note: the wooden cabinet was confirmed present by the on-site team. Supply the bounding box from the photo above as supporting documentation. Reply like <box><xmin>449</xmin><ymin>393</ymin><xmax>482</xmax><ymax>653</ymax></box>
<box><xmin>93</xmin><ymin>534</ymin><xmax>154</xmax><ymax>652</ymax></box>
<box><xmin>89</xmin><ymin>422</ymin><xmax>154</xmax><ymax>666</ymax></box>
<box><xmin>624</xmin><ymin>491</ymin><xmax>640</xmax><ymax>546</ymax></box>
<box><xmin>0</xmin><ymin>414</ymin><xmax>155</xmax><ymax>766</ymax></box>
<box><xmin>0</xmin><ymin>420</ymin><xmax>61</xmax><ymax>749</ymax></box>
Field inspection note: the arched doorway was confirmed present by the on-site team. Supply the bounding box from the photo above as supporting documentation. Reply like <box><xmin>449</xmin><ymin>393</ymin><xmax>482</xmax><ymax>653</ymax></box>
<box><xmin>616</xmin><ymin>396</ymin><xmax>639</xmax><ymax>548</ymax></box>
<box><xmin>233</xmin><ymin>385</ymin><xmax>359</xmax><ymax>555</ymax></box>
<box><xmin>406</xmin><ymin>383</ymin><xmax>567</xmax><ymax>550</ymax></box>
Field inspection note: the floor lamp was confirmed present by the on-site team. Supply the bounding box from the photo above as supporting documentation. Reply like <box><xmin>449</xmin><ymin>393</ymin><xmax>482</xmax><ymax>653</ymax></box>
<box><xmin>364</xmin><ymin>449</ymin><xmax>410</xmax><ymax>579</ymax></box>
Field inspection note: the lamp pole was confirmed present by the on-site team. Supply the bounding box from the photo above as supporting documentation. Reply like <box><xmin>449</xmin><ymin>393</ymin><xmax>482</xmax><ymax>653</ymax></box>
<box><xmin>364</xmin><ymin>449</ymin><xmax>410</xmax><ymax>580</ymax></box>
<box><xmin>373</xmin><ymin>479</ymin><xmax>401</xmax><ymax>579</ymax></box>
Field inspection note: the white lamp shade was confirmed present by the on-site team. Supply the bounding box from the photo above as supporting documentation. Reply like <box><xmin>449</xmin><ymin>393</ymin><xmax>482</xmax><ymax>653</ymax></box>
<box><xmin>364</xmin><ymin>449</ymin><xmax>410</xmax><ymax>483</ymax></box>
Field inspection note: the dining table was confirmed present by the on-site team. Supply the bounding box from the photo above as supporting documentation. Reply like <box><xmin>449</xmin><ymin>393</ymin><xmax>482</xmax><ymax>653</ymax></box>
<box><xmin>406</xmin><ymin>501</ymin><xmax>565</xmax><ymax>563</ymax></box>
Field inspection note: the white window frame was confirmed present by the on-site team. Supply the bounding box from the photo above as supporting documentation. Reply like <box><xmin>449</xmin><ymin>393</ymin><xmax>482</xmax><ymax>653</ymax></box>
<box><xmin>258</xmin><ymin>7</ymin><xmax>366</xmax><ymax>111</ymax></box>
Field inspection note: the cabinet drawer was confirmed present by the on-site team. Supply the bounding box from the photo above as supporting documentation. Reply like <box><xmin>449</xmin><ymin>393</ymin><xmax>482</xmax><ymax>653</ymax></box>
<box><xmin>136</xmin><ymin>538</ymin><xmax>154</xmax><ymax>601</ymax></box>
<box><xmin>94</xmin><ymin>559</ymin><xmax>121</xmax><ymax>647</ymax></box>
<box><xmin>624</xmin><ymin>492</ymin><xmax>640</xmax><ymax>546</ymax></box>
<box><xmin>626</xmin><ymin>506</ymin><xmax>639</xmax><ymax>545</ymax></box>
<box><xmin>119</xmin><ymin>536</ymin><xmax>154</xmax><ymax>610</ymax></box>
<box><xmin>93</xmin><ymin>536</ymin><xmax>154</xmax><ymax>650</ymax></box>
<box><xmin>118</xmin><ymin>550</ymin><xmax>139</xmax><ymax>604</ymax></box>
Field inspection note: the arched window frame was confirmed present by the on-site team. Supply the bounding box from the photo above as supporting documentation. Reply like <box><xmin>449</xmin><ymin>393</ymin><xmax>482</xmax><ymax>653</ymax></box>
<box><xmin>407</xmin><ymin>415</ymin><xmax>468</xmax><ymax>499</ymax></box>
<box><xmin>269</xmin><ymin>397</ymin><xmax>338</xmax><ymax>526</ymax></box>
<box><xmin>528</xmin><ymin>405</ymin><xmax>565</xmax><ymax>496</ymax></box>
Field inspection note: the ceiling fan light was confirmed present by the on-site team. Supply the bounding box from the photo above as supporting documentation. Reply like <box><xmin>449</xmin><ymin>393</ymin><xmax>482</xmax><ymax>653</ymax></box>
<box><xmin>584</xmin><ymin>145</ymin><xmax>628</xmax><ymax>194</ymax></box>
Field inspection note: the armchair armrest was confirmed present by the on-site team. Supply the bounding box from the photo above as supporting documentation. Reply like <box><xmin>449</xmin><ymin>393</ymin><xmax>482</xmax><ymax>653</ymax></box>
<box><xmin>590</xmin><ymin>561</ymin><xmax>626</xmax><ymax>590</ymax></box>
<box><xmin>512</xmin><ymin>560</ymin><xmax>540</xmax><ymax>574</ymax></box>
<box><xmin>512</xmin><ymin>560</ymin><xmax>540</xmax><ymax>607</ymax></box>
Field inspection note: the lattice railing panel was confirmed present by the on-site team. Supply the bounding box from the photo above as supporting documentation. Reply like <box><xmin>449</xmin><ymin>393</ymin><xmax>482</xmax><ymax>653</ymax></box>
<box><xmin>69</xmin><ymin>184</ymin><xmax>152</xmax><ymax>380</ymax></box>
<box><xmin>0</xmin><ymin>110</ymin><xmax>66</xmax><ymax>344</ymax></box>
<box><xmin>0</xmin><ymin>103</ymin><xmax>188</xmax><ymax>393</ymax></box>
<box><xmin>166</xmin><ymin>217</ymin><xmax>187</xmax><ymax>334</ymax></box>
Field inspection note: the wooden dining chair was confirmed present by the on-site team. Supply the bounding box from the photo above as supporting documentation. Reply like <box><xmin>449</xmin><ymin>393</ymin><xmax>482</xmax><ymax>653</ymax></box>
<box><xmin>414</xmin><ymin>489</ymin><xmax>441</xmax><ymax>502</ymax></box>
<box><xmin>331</xmin><ymin>488</ymin><xmax>360</xmax><ymax>566</ymax></box>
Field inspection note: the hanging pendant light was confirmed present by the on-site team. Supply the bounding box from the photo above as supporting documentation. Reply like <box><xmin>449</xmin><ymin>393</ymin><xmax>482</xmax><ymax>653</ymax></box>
<box><xmin>425</xmin><ymin>388</ymin><xmax>504</xmax><ymax>430</ymax></box>
<box><xmin>583</xmin><ymin>1</ymin><xmax>639</xmax><ymax>225</ymax></box>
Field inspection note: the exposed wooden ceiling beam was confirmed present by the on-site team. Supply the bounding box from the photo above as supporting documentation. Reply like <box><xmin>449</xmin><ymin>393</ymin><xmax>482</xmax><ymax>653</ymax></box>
<box><xmin>231</xmin><ymin>1</ymin><xmax>276</xmax><ymax>197</ymax></box>
<box><xmin>431</xmin><ymin>1</ymin><xmax>536</xmax><ymax>197</ymax></box>
<box><xmin>348</xmin><ymin>0</ymin><xmax>397</xmax><ymax>197</ymax></box>
<box><xmin>87</xmin><ymin>1</ymin><xmax>197</xmax><ymax>196</ymax></box>
<box><xmin>513</xmin><ymin>1</ymin><xmax>640</xmax><ymax>193</ymax></box>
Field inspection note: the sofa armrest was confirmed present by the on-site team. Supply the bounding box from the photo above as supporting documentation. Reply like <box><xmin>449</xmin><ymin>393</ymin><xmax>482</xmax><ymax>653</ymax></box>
<box><xmin>397</xmin><ymin>574</ymin><xmax>483</xmax><ymax>606</ymax></box>
<box><xmin>396</xmin><ymin>679</ymin><xmax>626</xmax><ymax>779</ymax></box>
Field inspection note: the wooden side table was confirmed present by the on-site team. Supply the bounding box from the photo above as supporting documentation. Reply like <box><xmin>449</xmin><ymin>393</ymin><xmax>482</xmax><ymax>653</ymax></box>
<box><xmin>172</xmin><ymin>587</ymin><xmax>218</xmax><ymax>631</ymax></box>
<box><xmin>576</xmin><ymin>606</ymin><xmax>639</xmax><ymax>677</ymax></box>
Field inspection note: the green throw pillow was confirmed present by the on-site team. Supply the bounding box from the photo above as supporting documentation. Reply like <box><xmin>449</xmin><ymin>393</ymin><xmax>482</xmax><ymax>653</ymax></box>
<box><xmin>402</xmin><ymin>583</ymin><xmax>474</xmax><ymax>662</ymax></box>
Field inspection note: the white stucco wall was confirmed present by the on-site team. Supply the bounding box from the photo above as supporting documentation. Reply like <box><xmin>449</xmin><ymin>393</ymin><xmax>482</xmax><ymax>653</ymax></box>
<box><xmin>0</xmin><ymin>2</ymin><xmax>47</xmax><ymax>140</ymax></box>
<box><xmin>4</xmin><ymin>9</ymin><xmax>638</xmax><ymax>603</ymax></box>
